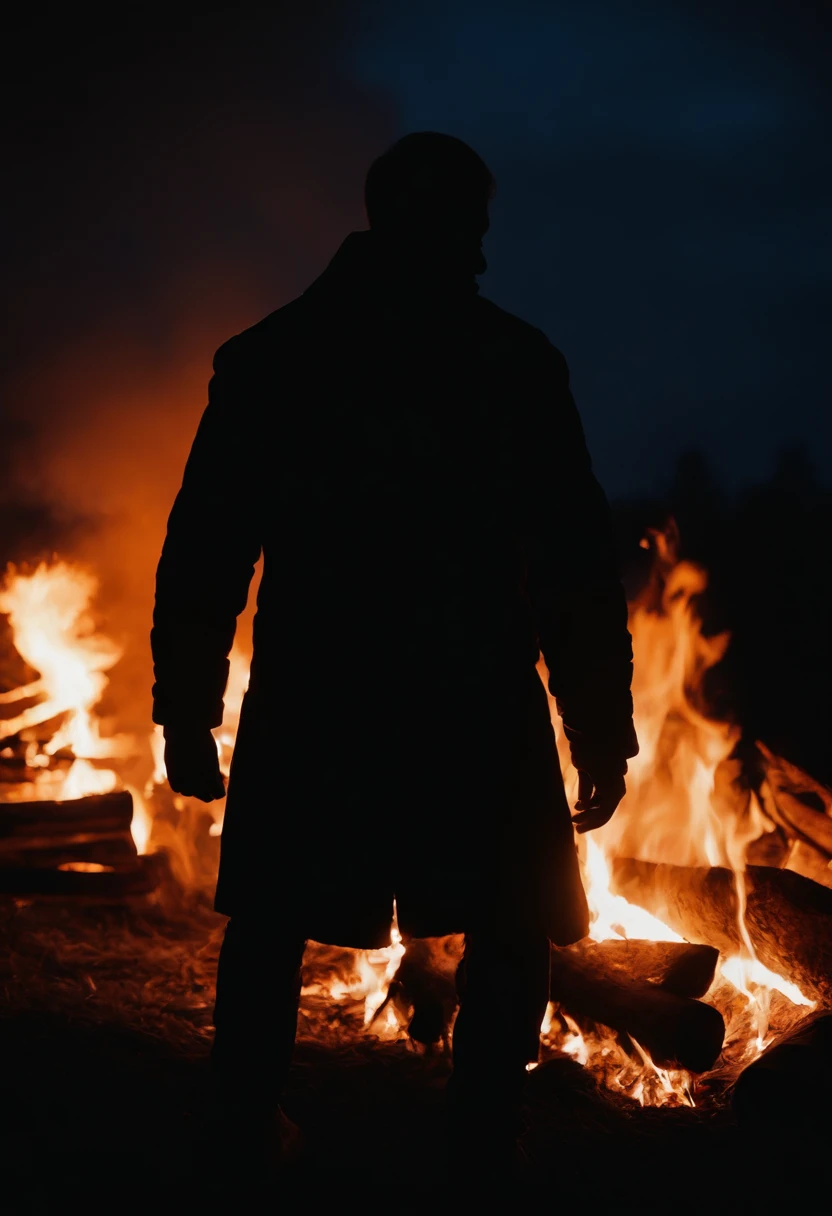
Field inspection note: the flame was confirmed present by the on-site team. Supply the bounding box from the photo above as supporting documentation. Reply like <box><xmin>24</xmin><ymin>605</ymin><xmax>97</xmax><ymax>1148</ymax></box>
<box><xmin>0</xmin><ymin>562</ymin><xmax>145</xmax><ymax>847</ymax></box>
<box><xmin>630</xmin><ymin>1037</ymin><xmax>695</xmax><ymax>1107</ymax></box>
<box><xmin>362</xmin><ymin>909</ymin><xmax>406</xmax><ymax>1027</ymax></box>
<box><xmin>598</xmin><ymin>556</ymin><xmax>741</xmax><ymax>870</ymax></box>
<box><xmin>125</xmin><ymin>784</ymin><xmax>154</xmax><ymax>855</ymax></box>
<box><xmin>0</xmin><ymin>563</ymin><xmax>122</xmax><ymax>755</ymax></box>
<box><xmin>583</xmin><ymin>836</ymin><xmax>685</xmax><ymax>944</ymax></box>
<box><xmin>559</xmin><ymin>1012</ymin><xmax>589</xmax><ymax>1066</ymax></box>
<box><xmin>301</xmin><ymin>904</ymin><xmax>407</xmax><ymax>1036</ymax></box>
<box><xmin>148</xmin><ymin>725</ymin><xmax>167</xmax><ymax>791</ymax></box>
<box><xmin>538</xmin><ymin>527</ymin><xmax>814</xmax><ymax>1104</ymax></box>
<box><xmin>0</xmin><ymin>541</ymin><xmax>820</xmax><ymax>1104</ymax></box>
<box><xmin>213</xmin><ymin>645</ymin><xmax>250</xmax><ymax>779</ymax></box>
<box><xmin>206</xmin><ymin>644</ymin><xmax>252</xmax><ymax>839</ymax></box>
<box><xmin>300</xmin><ymin>930</ymin><xmax>407</xmax><ymax>1042</ymax></box>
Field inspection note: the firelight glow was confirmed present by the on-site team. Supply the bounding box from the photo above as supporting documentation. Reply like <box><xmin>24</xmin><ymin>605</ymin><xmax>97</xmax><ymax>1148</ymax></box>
<box><xmin>0</xmin><ymin>563</ymin><xmax>130</xmax><ymax>812</ymax></box>
<box><xmin>0</xmin><ymin>542</ymin><xmax>819</xmax><ymax>1105</ymax></box>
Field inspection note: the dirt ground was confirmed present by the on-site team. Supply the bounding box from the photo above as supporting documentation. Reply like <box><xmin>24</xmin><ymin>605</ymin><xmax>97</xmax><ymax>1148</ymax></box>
<box><xmin>0</xmin><ymin>892</ymin><xmax>821</xmax><ymax>1214</ymax></box>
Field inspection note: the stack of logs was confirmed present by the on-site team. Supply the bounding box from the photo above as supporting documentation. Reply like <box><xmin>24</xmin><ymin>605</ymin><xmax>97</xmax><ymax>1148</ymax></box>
<box><xmin>549</xmin><ymin>938</ymin><xmax>724</xmax><ymax>1072</ymax></box>
<box><xmin>388</xmin><ymin>742</ymin><xmax>832</xmax><ymax>1081</ymax></box>
<box><xmin>380</xmin><ymin>936</ymin><xmax>725</xmax><ymax>1072</ymax></box>
<box><xmin>608</xmin><ymin>740</ymin><xmax>832</xmax><ymax>1008</ymax></box>
<box><xmin>0</xmin><ymin>788</ymin><xmax>160</xmax><ymax>896</ymax></box>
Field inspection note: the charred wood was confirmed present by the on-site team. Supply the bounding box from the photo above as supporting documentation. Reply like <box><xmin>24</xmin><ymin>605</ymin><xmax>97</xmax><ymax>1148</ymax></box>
<box><xmin>745</xmin><ymin>824</ymin><xmax>791</xmax><ymax>868</ymax></box>
<box><xmin>559</xmin><ymin>939</ymin><xmax>719</xmax><ymax>999</ymax></box>
<box><xmin>0</xmin><ymin>832</ymin><xmax>137</xmax><ymax>869</ymax></box>
<box><xmin>733</xmin><ymin>1013</ymin><xmax>832</xmax><ymax>1129</ymax></box>
<box><xmin>763</xmin><ymin>784</ymin><xmax>832</xmax><ymax>858</ymax></box>
<box><xmin>611</xmin><ymin>858</ymin><xmax>832</xmax><ymax>1006</ymax></box>
<box><xmin>758</xmin><ymin>742</ymin><xmax>832</xmax><ymax>814</ymax></box>
<box><xmin>373</xmin><ymin>937</ymin><xmax>460</xmax><ymax>1049</ymax></box>
<box><xmin>0</xmin><ymin>790</ymin><xmax>134</xmax><ymax>838</ymax></box>
<box><xmin>660</xmin><ymin>944</ymin><xmax>721</xmax><ymax>998</ymax></box>
<box><xmin>785</xmin><ymin>840</ymin><xmax>832</xmax><ymax>890</ymax></box>
<box><xmin>0</xmin><ymin>790</ymin><xmax>138</xmax><ymax>874</ymax></box>
<box><xmin>549</xmin><ymin>946</ymin><xmax>725</xmax><ymax>1072</ymax></box>
<box><xmin>757</xmin><ymin>742</ymin><xmax>832</xmax><ymax>857</ymax></box>
<box><xmin>0</xmin><ymin>851</ymin><xmax>163</xmax><ymax>897</ymax></box>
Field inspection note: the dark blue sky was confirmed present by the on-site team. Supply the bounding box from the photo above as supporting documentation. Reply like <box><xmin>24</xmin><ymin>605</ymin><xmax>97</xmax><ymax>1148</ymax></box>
<box><xmin>3</xmin><ymin>0</ymin><xmax>829</xmax><ymax>507</ymax></box>
<box><xmin>354</xmin><ymin>0</ymin><xmax>830</xmax><ymax>496</ymax></box>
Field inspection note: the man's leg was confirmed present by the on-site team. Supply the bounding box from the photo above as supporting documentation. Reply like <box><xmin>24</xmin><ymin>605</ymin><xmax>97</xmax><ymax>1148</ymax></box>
<box><xmin>212</xmin><ymin>914</ymin><xmax>307</xmax><ymax>1121</ymax></box>
<box><xmin>450</xmin><ymin>930</ymin><xmax>550</xmax><ymax>1154</ymax></box>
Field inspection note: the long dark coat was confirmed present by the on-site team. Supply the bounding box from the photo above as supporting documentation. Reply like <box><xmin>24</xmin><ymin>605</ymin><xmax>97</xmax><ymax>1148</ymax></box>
<box><xmin>151</xmin><ymin>232</ymin><xmax>638</xmax><ymax>948</ymax></box>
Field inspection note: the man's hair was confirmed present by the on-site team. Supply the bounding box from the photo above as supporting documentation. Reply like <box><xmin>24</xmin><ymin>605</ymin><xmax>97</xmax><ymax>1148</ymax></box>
<box><xmin>364</xmin><ymin>132</ymin><xmax>495</xmax><ymax>234</ymax></box>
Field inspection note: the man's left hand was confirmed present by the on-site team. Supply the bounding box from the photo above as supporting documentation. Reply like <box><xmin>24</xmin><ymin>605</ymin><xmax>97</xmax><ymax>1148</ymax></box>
<box><xmin>571</xmin><ymin>765</ymin><xmax>626</xmax><ymax>834</ymax></box>
<box><xmin>164</xmin><ymin>726</ymin><xmax>226</xmax><ymax>802</ymax></box>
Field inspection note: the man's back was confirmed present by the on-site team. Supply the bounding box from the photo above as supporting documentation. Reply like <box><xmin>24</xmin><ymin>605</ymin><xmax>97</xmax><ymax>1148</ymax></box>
<box><xmin>152</xmin><ymin>224</ymin><xmax>634</xmax><ymax>943</ymax></box>
<box><xmin>160</xmin><ymin>231</ymin><xmax>600</xmax><ymax>724</ymax></box>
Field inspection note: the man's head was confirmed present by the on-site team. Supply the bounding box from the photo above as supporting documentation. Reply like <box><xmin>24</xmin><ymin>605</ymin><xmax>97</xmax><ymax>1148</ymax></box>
<box><xmin>364</xmin><ymin>132</ymin><xmax>495</xmax><ymax>273</ymax></box>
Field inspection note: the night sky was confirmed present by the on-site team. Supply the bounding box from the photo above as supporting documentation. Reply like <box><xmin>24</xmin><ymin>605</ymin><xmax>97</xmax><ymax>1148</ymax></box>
<box><xmin>3</xmin><ymin>0</ymin><xmax>829</xmax><ymax>516</ymax></box>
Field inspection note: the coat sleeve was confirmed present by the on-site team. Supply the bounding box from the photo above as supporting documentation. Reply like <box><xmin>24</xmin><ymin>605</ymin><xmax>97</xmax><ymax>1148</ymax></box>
<box><xmin>524</xmin><ymin>338</ymin><xmax>638</xmax><ymax>773</ymax></box>
<box><xmin>150</xmin><ymin>338</ymin><xmax>262</xmax><ymax>729</ymax></box>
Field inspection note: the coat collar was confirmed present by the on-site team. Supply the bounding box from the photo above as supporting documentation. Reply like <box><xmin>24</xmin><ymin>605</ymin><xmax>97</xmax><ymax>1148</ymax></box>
<box><xmin>304</xmin><ymin>230</ymin><xmax>481</xmax><ymax>306</ymax></box>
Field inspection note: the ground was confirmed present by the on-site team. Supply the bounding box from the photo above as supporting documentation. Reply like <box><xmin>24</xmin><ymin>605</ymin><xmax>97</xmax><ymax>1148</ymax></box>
<box><xmin>0</xmin><ymin>891</ymin><xmax>818</xmax><ymax>1214</ymax></box>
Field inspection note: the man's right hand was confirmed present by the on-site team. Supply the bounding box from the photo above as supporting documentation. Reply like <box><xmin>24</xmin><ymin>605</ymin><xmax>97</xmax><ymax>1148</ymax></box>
<box><xmin>571</xmin><ymin>763</ymin><xmax>627</xmax><ymax>834</ymax></box>
<box><xmin>164</xmin><ymin>726</ymin><xmax>226</xmax><ymax>802</ymax></box>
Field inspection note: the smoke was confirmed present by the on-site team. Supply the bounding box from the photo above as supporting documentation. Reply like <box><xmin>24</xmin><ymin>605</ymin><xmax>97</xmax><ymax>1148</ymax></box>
<box><xmin>1</xmin><ymin>4</ymin><xmax>393</xmax><ymax>736</ymax></box>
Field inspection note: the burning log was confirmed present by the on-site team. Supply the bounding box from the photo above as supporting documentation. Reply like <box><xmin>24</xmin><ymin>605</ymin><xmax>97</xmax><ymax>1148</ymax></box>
<box><xmin>785</xmin><ymin>840</ymin><xmax>832</xmax><ymax>891</ymax></box>
<box><xmin>755</xmin><ymin>745</ymin><xmax>832</xmax><ymax>888</ymax></box>
<box><xmin>0</xmin><ymin>789</ymin><xmax>137</xmax><ymax>872</ymax></box>
<box><xmin>611</xmin><ymin>858</ymin><xmax>832</xmax><ymax>1006</ymax></box>
<box><xmin>0</xmin><ymin>789</ymin><xmax>163</xmax><ymax>895</ymax></box>
<box><xmin>0</xmin><ymin>792</ymin><xmax>131</xmax><ymax>831</ymax></box>
<box><xmin>560</xmin><ymin>939</ymin><xmax>719</xmax><ymax>999</ymax></box>
<box><xmin>0</xmin><ymin>851</ymin><xmax>165</xmax><ymax>897</ymax></box>
<box><xmin>0</xmin><ymin>790</ymin><xmax>134</xmax><ymax>840</ymax></box>
<box><xmin>758</xmin><ymin>743</ymin><xmax>832</xmax><ymax>857</ymax></box>
<box><xmin>732</xmin><ymin>1013</ymin><xmax>832</xmax><ymax>1128</ymax></box>
<box><xmin>0</xmin><ymin>832</ymin><xmax>138</xmax><ymax>870</ymax></box>
<box><xmin>373</xmin><ymin>937</ymin><xmax>460</xmax><ymax>1049</ymax></box>
<box><xmin>768</xmin><ymin>787</ymin><xmax>832</xmax><ymax>857</ymax></box>
<box><xmin>549</xmin><ymin>945</ymin><xmax>725</xmax><ymax>1072</ymax></box>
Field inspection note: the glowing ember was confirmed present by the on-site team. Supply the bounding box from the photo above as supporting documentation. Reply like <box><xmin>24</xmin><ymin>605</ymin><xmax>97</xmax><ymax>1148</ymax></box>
<box><xmin>630</xmin><ymin>1037</ymin><xmax>695</xmax><ymax>1107</ymax></box>
<box><xmin>57</xmin><ymin>861</ymin><xmax>113</xmax><ymax>873</ymax></box>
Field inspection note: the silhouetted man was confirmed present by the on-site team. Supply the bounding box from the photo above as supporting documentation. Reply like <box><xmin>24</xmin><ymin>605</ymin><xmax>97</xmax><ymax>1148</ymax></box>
<box><xmin>151</xmin><ymin>132</ymin><xmax>638</xmax><ymax>1176</ymax></box>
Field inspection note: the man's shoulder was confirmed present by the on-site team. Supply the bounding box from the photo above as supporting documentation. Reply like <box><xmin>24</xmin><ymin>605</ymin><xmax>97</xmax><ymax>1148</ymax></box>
<box><xmin>212</xmin><ymin>297</ymin><xmax>307</xmax><ymax>374</ymax></box>
<box><xmin>473</xmin><ymin>296</ymin><xmax>567</xmax><ymax>370</ymax></box>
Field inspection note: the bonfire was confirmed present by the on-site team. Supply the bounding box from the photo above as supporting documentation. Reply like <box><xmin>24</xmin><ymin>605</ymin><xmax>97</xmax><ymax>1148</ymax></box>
<box><xmin>0</xmin><ymin>523</ymin><xmax>830</xmax><ymax>1112</ymax></box>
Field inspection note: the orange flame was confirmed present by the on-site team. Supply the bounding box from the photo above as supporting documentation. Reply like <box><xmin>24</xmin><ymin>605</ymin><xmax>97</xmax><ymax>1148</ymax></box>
<box><xmin>538</xmin><ymin>529</ymin><xmax>814</xmax><ymax>1103</ymax></box>
<box><xmin>0</xmin><ymin>542</ymin><xmax>819</xmax><ymax>1099</ymax></box>
<box><xmin>0</xmin><ymin>562</ymin><xmax>146</xmax><ymax>847</ymax></box>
